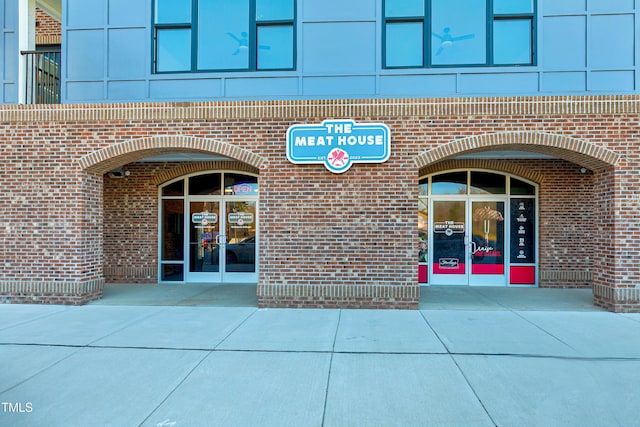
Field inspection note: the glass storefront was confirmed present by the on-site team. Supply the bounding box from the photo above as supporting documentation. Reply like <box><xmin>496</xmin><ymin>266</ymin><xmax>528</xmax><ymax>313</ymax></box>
<box><xmin>419</xmin><ymin>170</ymin><xmax>536</xmax><ymax>286</ymax></box>
<box><xmin>160</xmin><ymin>171</ymin><xmax>258</xmax><ymax>284</ymax></box>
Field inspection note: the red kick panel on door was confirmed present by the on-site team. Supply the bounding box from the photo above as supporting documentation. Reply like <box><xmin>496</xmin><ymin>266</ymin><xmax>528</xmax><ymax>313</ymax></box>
<box><xmin>418</xmin><ymin>265</ymin><xmax>427</xmax><ymax>283</ymax></box>
<box><xmin>472</xmin><ymin>264</ymin><xmax>505</xmax><ymax>275</ymax></box>
<box><xmin>510</xmin><ymin>266</ymin><xmax>535</xmax><ymax>284</ymax></box>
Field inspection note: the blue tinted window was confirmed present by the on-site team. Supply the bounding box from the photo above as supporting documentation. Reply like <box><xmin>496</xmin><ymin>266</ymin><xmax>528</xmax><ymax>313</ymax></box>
<box><xmin>494</xmin><ymin>19</ymin><xmax>532</xmax><ymax>65</ymax></box>
<box><xmin>385</xmin><ymin>0</ymin><xmax>424</xmax><ymax>18</ymax></box>
<box><xmin>383</xmin><ymin>0</ymin><xmax>534</xmax><ymax>68</ymax></box>
<box><xmin>257</xmin><ymin>25</ymin><xmax>294</xmax><ymax>69</ymax></box>
<box><xmin>157</xmin><ymin>29</ymin><xmax>192</xmax><ymax>72</ymax></box>
<box><xmin>431</xmin><ymin>0</ymin><xmax>486</xmax><ymax>65</ymax></box>
<box><xmin>386</xmin><ymin>22</ymin><xmax>423</xmax><ymax>67</ymax></box>
<box><xmin>431</xmin><ymin>172</ymin><xmax>468</xmax><ymax>195</ymax></box>
<box><xmin>494</xmin><ymin>0</ymin><xmax>533</xmax><ymax>14</ymax></box>
<box><xmin>155</xmin><ymin>0</ymin><xmax>192</xmax><ymax>24</ymax></box>
<box><xmin>154</xmin><ymin>0</ymin><xmax>295</xmax><ymax>73</ymax></box>
<box><xmin>198</xmin><ymin>0</ymin><xmax>249</xmax><ymax>70</ymax></box>
<box><xmin>256</xmin><ymin>0</ymin><xmax>294</xmax><ymax>21</ymax></box>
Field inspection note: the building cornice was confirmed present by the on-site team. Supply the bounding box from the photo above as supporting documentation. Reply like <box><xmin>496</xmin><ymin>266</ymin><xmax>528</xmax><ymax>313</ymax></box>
<box><xmin>0</xmin><ymin>95</ymin><xmax>639</xmax><ymax>123</ymax></box>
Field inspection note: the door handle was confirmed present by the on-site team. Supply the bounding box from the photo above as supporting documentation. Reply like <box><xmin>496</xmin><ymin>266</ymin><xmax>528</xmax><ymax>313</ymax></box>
<box><xmin>216</xmin><ymin>234</ymin><xmax>226</xmax><ymax>245</ymax></box>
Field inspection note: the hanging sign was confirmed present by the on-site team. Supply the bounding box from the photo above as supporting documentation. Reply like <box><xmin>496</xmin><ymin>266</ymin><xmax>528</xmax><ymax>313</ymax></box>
<box><xmin>286</xmin><ymin>119</ymin><xmax>391</xmax><ymax>173</ymax></box>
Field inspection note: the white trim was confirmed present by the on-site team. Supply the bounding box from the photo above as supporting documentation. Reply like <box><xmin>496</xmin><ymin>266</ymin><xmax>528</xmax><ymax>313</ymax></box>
<box><xmin>17</xmin><ymin>0</ymin><xmax>36</xmax><ymax>104</ymax></box>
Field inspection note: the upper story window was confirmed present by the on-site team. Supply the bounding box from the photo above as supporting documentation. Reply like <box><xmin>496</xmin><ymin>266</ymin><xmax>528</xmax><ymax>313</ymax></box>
<box><xmin>383</xmin><ymin>0</ymin><xmax>535</xmax><ymax>68</ymax></box>
<box><xmin>153</xmin><ymin>0</ymin><xmax>295</xmax><ymax>73</ymax></box>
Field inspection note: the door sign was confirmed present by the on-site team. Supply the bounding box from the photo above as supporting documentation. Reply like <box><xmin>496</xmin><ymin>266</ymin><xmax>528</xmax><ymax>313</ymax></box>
<box><xmin>434</xmin><ymin>221</ymin><xmax>465</xmax><ymax>236</ymax></box>
<box><xmin>228</xmin><ymin>212</ymin><xmax>254</xmax><ymax>226</ymax></box>
<box><xmin>192</xmin><ymin>212</ymin><xmax>218</xmax><ymax>224</ymax></box>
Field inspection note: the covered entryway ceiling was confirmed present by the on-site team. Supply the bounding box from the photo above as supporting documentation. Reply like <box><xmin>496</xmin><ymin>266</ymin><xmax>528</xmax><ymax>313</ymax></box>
<box><xmin>36</xmin><ymin>0</ymin><xmax>61</xmax><ymax>21</ymax></box>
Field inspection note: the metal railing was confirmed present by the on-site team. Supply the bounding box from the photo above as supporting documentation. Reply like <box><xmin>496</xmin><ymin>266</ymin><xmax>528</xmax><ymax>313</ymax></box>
<box><xmin>21</xmin><ymin>50</ymin><xmax>61</xmax><ymax>104</ymax></box>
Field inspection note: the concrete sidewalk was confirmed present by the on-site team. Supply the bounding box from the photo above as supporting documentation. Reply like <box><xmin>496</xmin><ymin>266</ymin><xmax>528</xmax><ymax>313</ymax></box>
<box><xmin>1</xmin><ymin>293</ymin><xmax>640</xmax><ymax>426</ymax></box>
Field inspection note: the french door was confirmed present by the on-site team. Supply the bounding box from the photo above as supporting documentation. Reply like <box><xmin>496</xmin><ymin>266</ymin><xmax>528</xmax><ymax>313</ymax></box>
<box><xmin>188</xmin><ymin>199</ymin><xmax>258</xmax><ymax>283</ymax></box>
<box><xmin>431</xmin><ymin>198</ymin><xmax>507</xmax><ymax>286</ymax></box>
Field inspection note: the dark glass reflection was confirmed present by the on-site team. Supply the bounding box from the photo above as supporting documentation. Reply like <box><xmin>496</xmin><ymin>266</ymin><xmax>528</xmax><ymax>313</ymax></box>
<box><xmin>161</xmin><ymin>264</ymin><xmax>184</xmax><ymax>281</ymax></box>
<box><xmin>510</xmin><ymin>177</ymin><xmax>535</xmax><ymax>195</ymax></box>
<box><xmin>431</xmin><ymin>171</ymin><xmax>468</xmax><ymax>195</ymax></box>
<box><xmin>162</xmin><ymin>199</ymin><xmax>184</xmax><ymax>261</ymax></box>
<box><xmin>470</xmin><ymin>171</ymin><xmax>506</xmax><ymax>194</ymax></box>
<box><xmin>189</xmin><ymin>173</ymin><xmax>222</xmax><ymax>195</ymax></box>
<box><xmin>162</xmin><ymin>179</ymin><xmax>184</xmax><ymax>196</ymax></box>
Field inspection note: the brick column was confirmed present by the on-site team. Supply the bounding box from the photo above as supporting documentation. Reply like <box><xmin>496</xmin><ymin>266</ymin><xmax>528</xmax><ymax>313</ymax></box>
<box><xmin>592</xmin><ymin>167</ymin><xmax>640</xmax><ymax>312</ymax></box>
<box><xmin>0</xmin><ymin>170</ymin><xmax>104</xmax><ymax>305</ymax></box>
<box><xmin>257</xmin><ymin>147</ymin><xmax>420</xmax><ymax>309</ymax></box>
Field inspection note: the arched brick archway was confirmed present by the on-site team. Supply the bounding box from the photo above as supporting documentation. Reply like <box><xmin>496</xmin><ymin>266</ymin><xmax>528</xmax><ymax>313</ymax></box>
<box><xmin>414</xmin><ymin>131</ymin><xmax>638</xmax><ymax>312</ymax></box>
<box><xmin>78</xmin><ymin>135</ymin><xmax>265</xmax><ymax>174</ymax></box>
<box><xmin>77</xmin><ymin>135</ymin><xmax>264</xmax><ymax>288</ymax></box>
<box><xmin>152</xmin><ymin>161</ymin><xmax>260</xmax><ymax>186</ymax></box>
<box><xmin>419</xmin><ymin>159</ymin><xmax>546</xmax><ymax>184</ymax></box>
<box><xmin>414</xmin><ymin>131</ymin><xmax>620</xmax><ymax>171</ymax></box>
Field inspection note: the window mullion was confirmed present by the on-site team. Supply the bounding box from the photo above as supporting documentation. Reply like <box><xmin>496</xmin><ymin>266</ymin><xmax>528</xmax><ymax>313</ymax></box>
<box><xmin>249</xmin><ymin>0</ymin><xmax>257</xmax><ymax>70</ymax></box>
<box><xmin>487</xmin><ymin>0</ymin><xmax>493</xmax><ymax>65</ymax></box>
<box><xmin>425</xmin><ymin>0</ymin><xmax>430</xmax><ymax>67</ymax></box>
<box><xmin>191</xmin><ymin>0</ymin><xmax>198</xmax><ymax>71</ymax></box>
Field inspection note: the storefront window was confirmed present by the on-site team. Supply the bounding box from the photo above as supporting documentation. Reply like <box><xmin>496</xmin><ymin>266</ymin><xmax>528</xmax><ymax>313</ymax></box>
<box><xmin>162</xmin><ymin>199</ymin><xmax>184</xmax><ymax>261</ymax></box>
<box><xmin>470</xmin><ymin>171</ymin><xmax>506</xmax><ymax>194</ymax></box>
<box><xmin>418</xmin><ymin>198</ymin><xmax>429</xmax><ymax>263</ymax></box>
<box><xmin>419</xmin><ymin>177</ymin><xmax>429</xmax><ymax>196</ymax></box>
<box><xmin>510</xmin><ymin>177</ymin><xmax>535</xmax><ymax>195</ymax></box>
<box><xmin>189</xmin><ymin>173</ymin><xmax>222</xmax><ymax>195</ymax></box>
<box><xmin>224</xmin><ymin>173</ymin><xmax>259</xmax><ymax>195</ymax></box>
<box><xmin>419</xmin><ymin>170</ymin><xmax>537</xmax><ymax>285</ymax></box>
<box><xmin>431</xmin><ymin>171</ymin><xmax>467</xmax><ymax>195</ymax></box>
<box><xmin>160</xmin><ymin>172</ymin><xmax>259</xmax><ymax>284</ymax></box>
<box><xmin>162</xmin><ymin>264</ymin><xmax>184</xmax><ymax>282</ymax></box>
<box><xmin>162</xmin><ymin>180</ymin><xmax>184</xmax><ymax>196</ymax></box>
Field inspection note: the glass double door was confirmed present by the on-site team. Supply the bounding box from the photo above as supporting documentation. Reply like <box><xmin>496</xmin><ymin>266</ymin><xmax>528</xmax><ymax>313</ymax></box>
<box><xmin>431</xmin><ymin>199</ymin><xmax>506</xmax><ymax>286</ymax></box>
<box><xmin>188</xmin><ymin>199</ymin><xmax>257</xmax><ymax>283</ymax></box>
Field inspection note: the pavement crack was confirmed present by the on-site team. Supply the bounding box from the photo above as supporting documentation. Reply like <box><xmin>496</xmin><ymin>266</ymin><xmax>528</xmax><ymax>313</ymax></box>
<box><xmin>2</xmin><ymin>342</ymin><xmax>640</xmax><ymax>361</ymax></box>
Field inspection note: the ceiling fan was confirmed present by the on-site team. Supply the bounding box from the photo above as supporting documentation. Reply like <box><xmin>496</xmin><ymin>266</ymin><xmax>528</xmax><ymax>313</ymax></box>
<box><xmin>432</xmin><ymin>27</ymin><xmax>475</xmax><ymax>55</ymax></box>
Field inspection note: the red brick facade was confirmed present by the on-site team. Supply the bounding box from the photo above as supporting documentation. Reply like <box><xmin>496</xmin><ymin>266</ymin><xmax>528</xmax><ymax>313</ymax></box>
<box><xmin>35</xmin><ymin>8</ymin><xmax>61</xmax><ymax>46</ymax></box>
<box><xmin>0</xmin><ymin>96</ymin><xmax>638</xmax><ymax>311</ymax></box>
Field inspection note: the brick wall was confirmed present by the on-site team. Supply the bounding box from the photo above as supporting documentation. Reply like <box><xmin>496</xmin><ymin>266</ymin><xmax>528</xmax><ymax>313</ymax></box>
<box><xmin>35</xmin><ymin>8</ymin><xmax>61</xmax><ymax>46</ymax></box>
<box><xmin>0</xmin><ymin>96</ymin><xmax>638</xmax><ymax>309</ymax></box>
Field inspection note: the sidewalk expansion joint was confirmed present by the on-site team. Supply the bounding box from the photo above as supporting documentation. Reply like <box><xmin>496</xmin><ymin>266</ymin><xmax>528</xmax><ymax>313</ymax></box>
<box><xmin>2</xmin><ymin>342</ymin><xmax>640</xmax><ymax>362</ymax></box>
